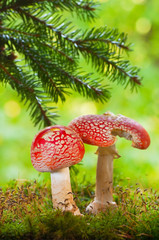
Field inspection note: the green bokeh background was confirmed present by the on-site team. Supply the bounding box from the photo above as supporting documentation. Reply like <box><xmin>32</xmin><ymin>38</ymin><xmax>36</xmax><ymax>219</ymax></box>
<box><xmin>0</xmin><ymin>0</ymin><xmax>158</xmax><ymax>188</ymax></box>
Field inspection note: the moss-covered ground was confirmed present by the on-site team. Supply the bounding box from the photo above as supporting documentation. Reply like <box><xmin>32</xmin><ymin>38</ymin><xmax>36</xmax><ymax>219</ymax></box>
<box><xmin>0</xmin><ymin>179</ymin><xmax>159</xmax><ymax>240</ymax></box>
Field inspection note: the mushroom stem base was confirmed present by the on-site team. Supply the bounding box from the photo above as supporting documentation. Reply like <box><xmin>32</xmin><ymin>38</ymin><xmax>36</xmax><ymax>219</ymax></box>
<box><xmin>86</xmin><ymin>200</ymin><xmax>117</xmax><ymax>214</ymax></box>
<box><xmin>51</xmin><ymin>167</ymin><xmax>81</xmax><ymax>216</ymax></box>
<box><xmin>86</xmin><ymin>145</ymin><xmax>119</xmax><ymax>214</ymax></box>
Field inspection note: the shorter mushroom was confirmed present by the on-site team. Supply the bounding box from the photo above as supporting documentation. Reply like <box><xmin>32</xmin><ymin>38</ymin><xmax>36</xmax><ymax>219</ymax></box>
<box><xmin>69</xmin><ymin>112</ymin><xmax>150</xmax><ymax>214</ymax></box>
<box><xmin>31</xmin><ymin>125</ymin><xmax>85</xmax><ymax>215</ymax></box>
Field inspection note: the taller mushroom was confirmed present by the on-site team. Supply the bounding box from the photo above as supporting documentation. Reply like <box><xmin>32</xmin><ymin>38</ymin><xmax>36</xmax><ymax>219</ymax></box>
<box><xmin>68</xmin><ymin>112</ymin><xmax>150</xmax><ymax>214</ymax></box>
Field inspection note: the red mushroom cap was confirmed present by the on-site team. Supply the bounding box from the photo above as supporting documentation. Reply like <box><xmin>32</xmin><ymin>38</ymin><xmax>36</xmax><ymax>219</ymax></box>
<box><xmin>68</xmin><ymin>112</ymin><xmax>150</xmax><ymax>149</ymax></box>
<box><xmin>31</xmin><ymin>125</ymin><xmax>85</xmax><ymax>172</ymax></box>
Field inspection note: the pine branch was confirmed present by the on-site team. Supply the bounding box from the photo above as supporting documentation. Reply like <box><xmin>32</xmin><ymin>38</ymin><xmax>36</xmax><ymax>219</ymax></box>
<box><xmin>0</xmin><ymin>0</ymin><xmax>142</xmax><ymax>127</ymax></box>
<box><xmin>75</xmin><ymin>27</ymin><xmax>131</xmax><ymax>52</ymax></box>
<box><xmin>0</xmin><ymin>60</ymin><xmax>58</xmax><ymax>127</ymax></box>
<box><xmin>73</xmin><ymin>40</ymin><xmax>141</xmax><ymax>88</ymax></box>
<box><xmin>8</xmin><ymin>7</ymin><xmax>136</xmax><ymax>85</ymax></box>
<box><xmin>0</xmin><ymin>0</ymin><xmax>97</xmax><ymax>21</ymax></box>
<box><xmin>1</xmin><ymin>25</ymin><xmax>75</xmax><ymax>64</ymax></box>
<box><xmin>43</xmin><ymin>42</ymin><xmax>75</xmax><ymax>64</ymax></box>
<box><xmin>0</xmin><ymin>25</ymin><xmax>40</xmax><ymax>37</ymax></box>
<box><xmin>1</xmin><ymin>30</ymin><xmax>109</xmax><ymax>105</ymax></box>
<box><xmin>1</xmin><ymin>33</ymin><xmax>72</xmax><ymax>102</ymax></box>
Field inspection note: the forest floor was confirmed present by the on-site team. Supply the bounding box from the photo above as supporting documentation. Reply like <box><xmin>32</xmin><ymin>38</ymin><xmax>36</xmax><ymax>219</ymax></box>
<box><xmin>0</xmin><ymin>179</ymin><xmax>159</xmax><ymax>240</ymax></box>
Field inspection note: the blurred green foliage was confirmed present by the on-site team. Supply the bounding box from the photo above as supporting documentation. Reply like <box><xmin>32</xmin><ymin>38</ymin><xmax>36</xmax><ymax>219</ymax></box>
<box><xmin>0</xmin><ymin>0</ymin><xmax>159</xmax><ymax>188</ymax></box>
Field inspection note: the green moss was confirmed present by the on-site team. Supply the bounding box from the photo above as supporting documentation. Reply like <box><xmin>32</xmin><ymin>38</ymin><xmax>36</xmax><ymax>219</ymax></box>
<box><xmin>0</xmin><ymin>180</ymin><xmax>159</xmax><ymax>240</ymax></box>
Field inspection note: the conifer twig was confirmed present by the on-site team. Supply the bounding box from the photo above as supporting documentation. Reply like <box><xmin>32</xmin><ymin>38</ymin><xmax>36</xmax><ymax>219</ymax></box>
<box><xmin>0</xmin><ymin>0</ymin><xmax>142</xmax><ymax>127</ymax></box>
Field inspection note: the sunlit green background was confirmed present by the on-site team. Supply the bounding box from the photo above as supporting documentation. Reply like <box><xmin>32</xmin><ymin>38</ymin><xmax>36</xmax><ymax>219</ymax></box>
<box><xmin>0</xmin><ymin>0</ymin><xmax>158</xmax><ymax>189</ymax></box>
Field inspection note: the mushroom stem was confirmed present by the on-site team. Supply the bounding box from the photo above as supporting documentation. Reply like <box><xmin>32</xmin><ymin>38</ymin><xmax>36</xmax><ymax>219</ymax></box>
<box><xmin>51</xmin><ymin>167</ymin><xmax>82</xmax><ymax>216</ymax></box>
<box><xmin>86</xmin><ymin>144</ymin><xmax>120</xmax><ymax>214</ymax></box>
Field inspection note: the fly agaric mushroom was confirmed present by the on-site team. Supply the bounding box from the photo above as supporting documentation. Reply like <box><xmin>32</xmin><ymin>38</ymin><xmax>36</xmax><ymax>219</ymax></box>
<box><xmin>31</xmin><ymin>125</ymin><xmax>85</xmax><ymax>215</ymax></box>
<box><xmin>68</xmin><ymin>112</ymin><xmax>150</xmax><ymax>214</ymax></box>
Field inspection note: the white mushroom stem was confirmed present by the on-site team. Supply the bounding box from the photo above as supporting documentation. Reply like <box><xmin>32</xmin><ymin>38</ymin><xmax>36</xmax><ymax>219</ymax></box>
<box><xmin>51</xmin><ymin>167</ymin><xmax>82</xmax><ymax>216</ymax></box>
<box><xmin>86</xmin><ymin>144</ymin><xmax>120</xmax><ymax>214</ymax></box>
